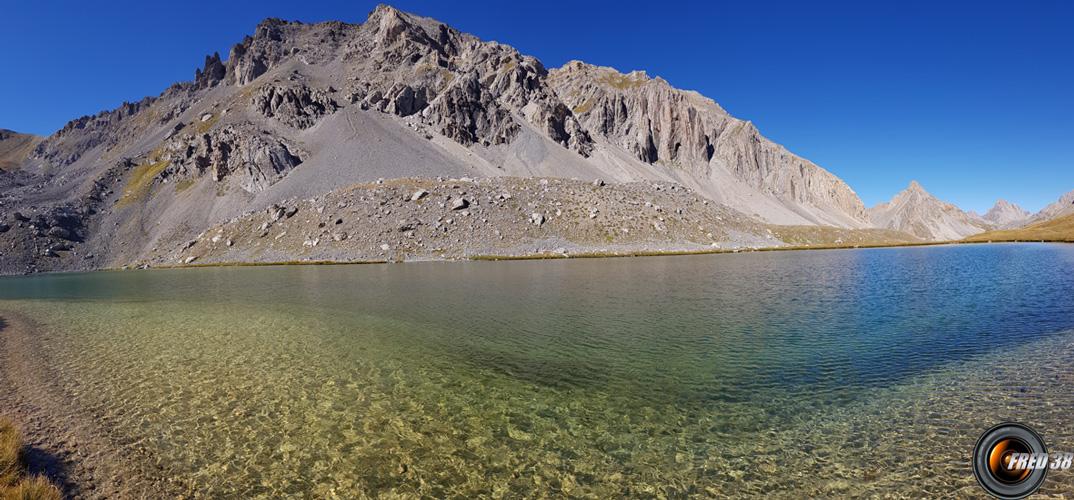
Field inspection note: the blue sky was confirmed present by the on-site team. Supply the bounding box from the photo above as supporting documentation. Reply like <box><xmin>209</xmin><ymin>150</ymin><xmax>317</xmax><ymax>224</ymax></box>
<box><xmin>2</xmin><ymin>1</ymin><xmax>1071</xmax><ymax>212</ymax></box>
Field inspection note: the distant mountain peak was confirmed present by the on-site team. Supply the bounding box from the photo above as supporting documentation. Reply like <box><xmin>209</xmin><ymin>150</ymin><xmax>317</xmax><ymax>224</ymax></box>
<box><xmin>983</xmin><ymin>199</ymin><xmax>1030</xmax><ymax>228</ymax></box>
<box><xmin>893</xmin><ymin>180</ymin><xmax>935</xmax><ymax>202</ymax></box>
<box><xmin>1028</xmin><ymin>189</ymin><xmax>1074</xmax><ymax>224</ymax></box>
<box><xmin>869</xmin><ymin>180</ymin><xmax>992</xmax><ymax>241</ymax></box>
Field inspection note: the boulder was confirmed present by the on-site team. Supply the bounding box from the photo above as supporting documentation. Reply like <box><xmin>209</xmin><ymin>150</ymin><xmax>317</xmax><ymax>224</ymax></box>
<box><xmin>47</xmin><ymin>226</ymin><xmax>72</xmax><ymax>240</ymax></box>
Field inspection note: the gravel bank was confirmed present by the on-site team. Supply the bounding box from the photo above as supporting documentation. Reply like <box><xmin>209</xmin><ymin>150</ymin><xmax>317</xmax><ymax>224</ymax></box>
<box><xmin>0</xmin><ymin>312</ymin><xmax>183</xmax><ymax>499</ymax></box>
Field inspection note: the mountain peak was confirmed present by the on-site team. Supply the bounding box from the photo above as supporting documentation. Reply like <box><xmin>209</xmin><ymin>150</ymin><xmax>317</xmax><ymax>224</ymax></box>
<box><xmin>983</xmin><ymin>199</ymin><xmax>1030</xmax><ymax>227</ymax></box>
<box><xmin>368</xmin><ymin>3</ymin><xmax>407</xmax><ymax>23</ymax></box>
<box><xmin>870</xmin><ymin>180</ymin><xmax>991</xmax><ymax>241</ymax></box>
<box><xmin>372</xmin><ymin>3</ymin><xmax>399</xmax><ymax>14</ymax></box>
<box><xmin>991</xmin><ymin>199</ymin><xmax>1018</xmax><ymax>210</ymax></box>
<box><xmin>896</xmin><ymin>180</ymin><xmax>934</xmax><ymax>202</ymax></box>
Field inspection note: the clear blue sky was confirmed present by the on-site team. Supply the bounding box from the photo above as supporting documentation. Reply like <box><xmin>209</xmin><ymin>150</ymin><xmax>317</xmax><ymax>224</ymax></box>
<box><xmin>2</xmin><ymin>1</ymin><xmax>1071</xmax><ymax>212</ymax></box>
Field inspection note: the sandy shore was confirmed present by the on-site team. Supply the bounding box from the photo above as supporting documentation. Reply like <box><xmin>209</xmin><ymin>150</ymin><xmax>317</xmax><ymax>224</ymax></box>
<box><xmin>0</xmin><ymin>311</ymin><xmax>180</xmax><ymax>499</ymax></box>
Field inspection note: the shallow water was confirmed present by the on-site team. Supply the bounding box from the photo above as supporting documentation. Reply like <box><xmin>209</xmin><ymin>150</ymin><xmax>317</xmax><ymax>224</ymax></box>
<box><xmin>2</xmin><ymin>243</ymin><xmax>1074</xmax><ymax>497</ymax></box>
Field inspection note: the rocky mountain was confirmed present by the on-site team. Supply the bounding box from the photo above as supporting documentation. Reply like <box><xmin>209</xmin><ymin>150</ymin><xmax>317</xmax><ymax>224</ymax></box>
<box><xmin>0</xmin><ymin>5</ymin><xmax>895</xmax><ymax>274</ymax></box>
<box><xmin>867</xmin><ymin>181</ymin><xmax>993</xmax><ymax>241</ymax></box>
<box><xmin>982</xmin><ymin>199</ymin><xmax>1030</xmax><ymax>228</ymax></box>
<box><xmin>1027</xmin><ymin>189</ymin><xmax>1074</xmax><ymax>224</ymax></box>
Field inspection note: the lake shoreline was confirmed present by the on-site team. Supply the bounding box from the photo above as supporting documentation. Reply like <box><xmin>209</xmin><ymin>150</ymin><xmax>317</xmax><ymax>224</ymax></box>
<box><xmin>123</xmin><ymin>239</ymin><xmax>1072</xmax><ymax>271</ymax></box>
<box><xmin>1</xmin><ymin>239</ymin><xmax>1069</xmax><ymax>277</ymax></box>
<box><xmin>0</xmin><ymin>312</ymin><xmax>179</xmax><ymax>499</ymax></box>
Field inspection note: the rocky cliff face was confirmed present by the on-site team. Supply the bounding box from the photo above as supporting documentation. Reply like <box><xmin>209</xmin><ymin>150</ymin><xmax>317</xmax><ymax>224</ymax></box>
<box><xmin>0</xmin><ymin>4</ymin><xmax>890</xmax><ymax>274</ymax></box>
<box><xmin>159</xmin><ymin>122</ymin><xmax>305</xmax><ymax>193</ymax></box>
<box><xmin>868</xmin><ymin>181</ymin><xmax>993</xmax><ymax>241</ymax></box>
<box><xmin>251</xmin><ymin>83</ymin><xmax>339</xmax><ymax>129</ymax></box>
<box><xmin>548</xmin><ymin>62</ymin><xmax>869</xmax><ymax>227</ymax></box>
<box><xmin>982</xmin><ymin>199</ymin><xmax>1030</xmax><ymax>228</ymax></box>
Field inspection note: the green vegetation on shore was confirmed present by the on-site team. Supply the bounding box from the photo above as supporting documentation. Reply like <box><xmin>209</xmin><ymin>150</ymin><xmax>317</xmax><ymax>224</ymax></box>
<box><xmin>0</xmin><ymin>418</ymin><xmax>61</xmax><ymax>500</ymax></box>
<box><xmin>964</xmin><ymin>214</ymin><xmax>1074</xmax><ymax>243</ymax></box>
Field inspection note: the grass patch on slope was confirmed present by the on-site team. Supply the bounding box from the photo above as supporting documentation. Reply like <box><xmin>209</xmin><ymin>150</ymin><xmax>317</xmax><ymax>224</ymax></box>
<box><xmin>598</xmin><ymin>73</ymin><xmax>646</xmax><ymax>90</ymax></box>
<box><xmin>964</xmin><ymin>213</ymin><xmax>1074</xmax><ymax>243</ymax></box>
<box><xmin>572</xmin><ymin>98</ymin><xmax>596</xmax><ymax>114</ymax></box>
<box><xmin>117</xmin><ymin>159</ymin><xmax>169</xmax><ymax>207</ymax></box>
<box><xmin>175</xmin><ymin>178</ymin><xmax>197</xmax><ymax>193</ymax></box>
<box><xmin>0</xmin><ymin>132</ymin><xmax>42</xmax><ymax>172</ymax></box>
<box><xmin>191</xmin><ymin>113</ymin><xmax>220</xmax><ymax>135</ymax></box>
<box><xmin>0</xmin><ymin>418</ymin><xmax>62</xmax><ymax>500</ymax></box>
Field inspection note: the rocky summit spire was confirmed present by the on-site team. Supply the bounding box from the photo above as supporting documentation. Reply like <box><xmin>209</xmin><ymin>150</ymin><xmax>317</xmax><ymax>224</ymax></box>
<box><xmin>194</xmin><ymin>52</ymin><xmax>227</xmax><ymax>89</ymax></box>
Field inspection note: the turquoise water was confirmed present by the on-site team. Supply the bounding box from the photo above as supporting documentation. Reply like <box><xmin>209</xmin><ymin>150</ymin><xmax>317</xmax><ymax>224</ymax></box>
<box><xmin>2</xmin><ymin>243</ymin><xmax>1074</xmax><ymax>497</ymax></box>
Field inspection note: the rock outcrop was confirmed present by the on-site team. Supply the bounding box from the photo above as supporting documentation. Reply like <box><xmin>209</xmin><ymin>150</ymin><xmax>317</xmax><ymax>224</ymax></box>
<box><xmin>194</xmin><ymin>53</ymin><xmax>228</xmax><ymax>89</ymax></box>
<box><xmin>868</xmin><ymin>181</ymin><xmax>993</xmax><ymax>241</ymax></box>
<box><xmin>161</xmin><ymin>123</ymin><xmax>304</xmax><ymax>193</ymax></box>
<box><xmin>418</xmin><ymin>73</ymin><xmax>519</xmax><ymax>146</ymax></box>
<box><xmin>347</xmin><ymin>5</ymin><xmax>595</xmax><ymax>155</ymax></box>
<box><xmin>225</xmin><ymin>18</ymin><xmax>310</xmax><ymax>86</ymax></box>
<box><xmin>252</xmin><ymin>83</ymin><xmax>339</xmax><ymax>129</ymax></box>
